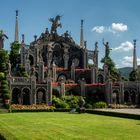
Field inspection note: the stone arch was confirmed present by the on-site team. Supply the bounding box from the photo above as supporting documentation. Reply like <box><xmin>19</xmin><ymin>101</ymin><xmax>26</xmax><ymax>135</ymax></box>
<box><xmin>97</xmin><ymin>74</ymin><xmax>104</xmax><ymax>83</ymax></box>
<box><xmin>124</xmin><ymin>90</ymin><xmax>130</xmax><ymax>103</ymax></box>
<box><xmin>29</xmin><ymin>55</ymin><xmax>34</xmax><ymax>66</ymax></box>
<box><xmin>52</xmin><ymin>43</ymin><xmax>64</xmax><ymax>67</ymax></box>
<box><xmin>12</xmin><ymin>87</ymin><xmax>21</xmax><ymax>104</ymax></box>
<box><xmin>57</xmin><ymin>74</ymin><xmax>67</xmax><ymax>82</ymax></box>
<box><xmin>36</xmin><ymin>87</ymin><xmax>46</xmax><ymax>104</ymax></box>
<box><xmin>112</xmin><ymin>89</ymin><xmax>120</xmax><ymax>104</ymax></box>
<box><xmin>52</xmin><ymin>88</ymin><xmax>60</xmax><ymax>97</ymax></box>
<box><xmin>130</xmin><ymin>89</ymin><xmax>136</xmax><ymax>104</ymax></box>
<box><xmin>22</xmin><ymin>87</ymin><xmax>31</xmax><ymax>105</ymax></box>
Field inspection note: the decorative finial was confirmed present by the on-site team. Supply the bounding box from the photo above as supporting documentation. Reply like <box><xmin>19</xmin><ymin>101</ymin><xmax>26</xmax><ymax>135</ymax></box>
<box><xmin>133</xmin><ymin>39</ymin><xmax>136</xmax><ymax>47</ymax></box>
<box><xmin>16</xmin><ymin>10</ymin><xmax>18</xmax><ymax>17</ymax></box>
<box><xmin>22</xmin><ymin>34</ymin><xmax>24</xmax><ymax>43</ymax></box>
<box><xmin>84</xmin><ymin>41</ymin><xmax>87</xmax><ymax>48</ymax></box>
<box><xmin>34</xmin><ymin>35</ymin><xmax>37</xmax><ymax>41</ymax></box>
<box><xmin>81</xmin><ymin>19</ymin><xmax>84</xmax><ymax>27</ymax></box>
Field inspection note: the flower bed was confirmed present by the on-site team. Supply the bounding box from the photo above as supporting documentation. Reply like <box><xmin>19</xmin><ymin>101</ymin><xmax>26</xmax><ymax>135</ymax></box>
<box><xmin>11</xmin><ymin>104</ymin><xmax>55</xmax><ymax>112</ymax></box>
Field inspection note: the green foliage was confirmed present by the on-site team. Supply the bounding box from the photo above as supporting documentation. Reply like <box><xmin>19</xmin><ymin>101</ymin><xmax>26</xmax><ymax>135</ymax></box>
<box><xmin>101</xmin><ymin>55</ymin><xmax>119</xmax><ymax>81</ymax></box>
<box><xmin>0</xmin><ymin>72</ymin><xmax>5</xmax><ymax>80</ymax></box>
<box><xmin>63</xmin><ymin>96</ymin><xmax>80</xmax><ymax>108</ymax></box>
<box><xmin>9</xmin><ymin>41</ymin><xmax>20</xmax><ymax>71</ymax></box>
<box><xmin>129</xmin><ymin>70</ymin><xmax>140</xmax><ymax>81</ymax></box>
<box><xmin>101</xmin><ymin>56</ymin><xmax>117</xmax><ymax>73</ymax></box>
<box><xmin>84</xmin><ymin>103</ymin><xmax>93</xmax><ymax>109</ymax></box>
<box><xmin>1</xmin><ymin>79</ymin><xmax>10</xmax><ymax>100</ymax></box>
<box><xmin>52</xmin><ymin>96</ymin><xmax>81</xmax><ymax>109</ymax></box>
<box><xmin>18</xmin><ymin>64</ymin><xmax>28</xmax><ymax>77</ymax></box>
<box><xmin>52</xmin><ymin>96</ymin><xmax>69</xmax><ymax>108</ymax></box>
<box><xmin>0</xmin><ymin>48</ymin><xmax>9</xmax><ymax>74</ymax></box>
<box><xmin>93</xmin><ymin>101</ymin><xmax>107</xmax><ymax>109</ymax></box>
<box><xmin>1</xmin><ymin>80</ymin><xmax>8</xmax><ymax>85</ymax></box>
<box><xmin>4</xmin><ymin>94</ymin><xmax>10</xmax><ymax>99</ymax></box>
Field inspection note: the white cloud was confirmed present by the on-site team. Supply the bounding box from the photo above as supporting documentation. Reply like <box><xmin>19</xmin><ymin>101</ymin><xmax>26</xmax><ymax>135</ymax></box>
<box><xmin>92</xmin><ymin>23</ymin><xmax>128</xmax><ymax>34</ymax></box>
<box><xmin>112</xmin><ymin>23</ymin><xmax>127</xmax><ymax>32</ymax></box>
<box><xmin>91</xmin><ymin>26</ymin><xmax>106</xmax><ymax>33</ymax></box>
<box><xmin>112</xmin><ymin>41</ymin><xmax>133</xmax><ymax>52</ymax></box>
<box><xmin>122</xmin><ymin>56</ymin><xmax>140</xmax><ymax>67</ymax></box>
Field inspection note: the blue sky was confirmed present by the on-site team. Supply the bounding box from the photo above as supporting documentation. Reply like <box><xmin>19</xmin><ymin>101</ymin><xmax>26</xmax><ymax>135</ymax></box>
<box><xmin>0</xmin><ymin>0</ymin><xmax>140</xmax><ymax>68</ymax></box>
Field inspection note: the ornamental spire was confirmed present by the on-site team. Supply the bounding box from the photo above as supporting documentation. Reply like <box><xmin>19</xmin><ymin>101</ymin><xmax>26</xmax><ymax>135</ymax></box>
<box><xmin>80</xmin><ymin>19</ymin><xmax>84</xmax><ymax>48</ymax></box>
<box><xmin>133</xmin><ymin>39</ymin><xmax>137</xmax><ymax>71</ymax></box>
<box><xmin>15</xmin><ymin>10</ymin><xmax>19</xmax><ymax>42</ymax></box>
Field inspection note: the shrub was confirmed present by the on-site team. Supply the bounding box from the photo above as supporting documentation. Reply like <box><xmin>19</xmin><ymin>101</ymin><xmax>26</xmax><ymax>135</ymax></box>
<box><xmin>84</xmin><ymin>103</ymin><xmax>92</xmax><ymax>109</ymax></box>
<box><xmin>4</xmin><ymin>94</ymin><xmax>10</xmax><ymax>99</ymax></box>
<box><xmin>1</xmin><ymin>84</ymin><xmax>9</xmax><ymax>89</ymax></box>
<box><xmin>2</xmin><ymin>88</ymin><xmax>10</xmax><ymax>94</ymax></box>
<box><xmin>63</xmin><ymin>96</ymin><xmax>80</xmax><ymax>108</ymax></box>
<box><xmin>0</xmin><ymin>72</ymin><xmax>5</xmax><ymax>80</ymax></box>
<box><xmin>1</xmin><ymin>80</ymin><xmax>8</xmax><ymax>85</ymax></box>
<box><xmin>52</xmin><ymin>96</ymin><xmax>69</xmax><ymax>108</ymax></box>
<box><xmin>93</xmin><ymin>101</ymin><xmax>107</xmax><ymax>109</ymax></box>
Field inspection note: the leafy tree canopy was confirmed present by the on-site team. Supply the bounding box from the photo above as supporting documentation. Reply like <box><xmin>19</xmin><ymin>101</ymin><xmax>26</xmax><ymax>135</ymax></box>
<box><xmin>9</xmin><ymin>41</ymin><xmax>20</xmax><ymax>71</ymax></box>
<box><xmin>129</xmin><ymin>70</ymin><xmax>140</xmax><ymax>81</ymax></box>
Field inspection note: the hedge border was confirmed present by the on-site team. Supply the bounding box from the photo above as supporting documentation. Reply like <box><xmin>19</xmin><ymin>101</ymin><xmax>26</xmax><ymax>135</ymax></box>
<box><xmin>86</xmin><ymin>109</ymin><xmax>140</xmax><ymax>120</ymax></box>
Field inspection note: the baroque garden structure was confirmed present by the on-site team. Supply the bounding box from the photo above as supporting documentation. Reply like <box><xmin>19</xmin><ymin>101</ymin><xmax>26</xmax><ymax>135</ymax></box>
<box><xmin>1</xmin><ymin>11</ymin><xmax>140</xmax><ymax>106</ymax></box>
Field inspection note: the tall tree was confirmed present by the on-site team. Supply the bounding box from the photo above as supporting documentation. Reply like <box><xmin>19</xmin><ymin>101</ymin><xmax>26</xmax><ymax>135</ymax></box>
<box><xmin>0</xmin><ymin>48</ymin><xmax>9</xmax><ymax>75</ymax></box>
<box><xmin>9</xmin><ymin>41</ymin><xmax>20</xmax><ymax>72</ymax></box>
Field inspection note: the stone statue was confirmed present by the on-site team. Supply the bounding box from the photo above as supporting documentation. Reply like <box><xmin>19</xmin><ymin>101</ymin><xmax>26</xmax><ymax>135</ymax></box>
<box><xmin>95</xmin><ymin>42</ymin><xmax>98</xmax><ymax>51</ymax></box>
<box><xmin>93</xmin><ymin>42</ymin><xmax>98</xmax><ymax>67</ymax></box>
<box><xmin>49</xmin><ymin>15</ymin><xmax>62</xmax><ymax>34</ymax></box>
<box><xmin>103</xmin><ymin>39</ymin><xmax>110</xmax><ymax>58</ymax></box>
<box><xmin>0</xmin><ymin>30</ymin><xmax>8</xmax><ymax>48</ymax></box>
<box><xmin>79</xmin><ymin>96</ymin><xmax>85</xmax><ymax>108</ymax></box>
<box><xmin>8</xmin><ymin>61</ymin><xmax>11</xmax><ymax>76</ymax></box>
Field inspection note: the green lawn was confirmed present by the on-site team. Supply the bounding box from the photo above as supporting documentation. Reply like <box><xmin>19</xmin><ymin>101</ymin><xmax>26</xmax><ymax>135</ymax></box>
<box><xmin>0</xmin><ymin>112</ymin><xmax>140</xmax><ymax>140</ymax></box>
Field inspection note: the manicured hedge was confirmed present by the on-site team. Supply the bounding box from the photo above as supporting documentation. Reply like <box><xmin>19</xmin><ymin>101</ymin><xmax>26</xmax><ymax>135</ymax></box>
<box><xmin>11</xmin><ymin>109</ymin><xmax>54</xmax><ymax>113</ymax></box>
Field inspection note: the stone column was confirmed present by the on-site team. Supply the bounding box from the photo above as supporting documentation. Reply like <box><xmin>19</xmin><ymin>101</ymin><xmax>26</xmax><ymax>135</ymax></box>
<box><xmin>80</xmin><ymin>78</ymin><xmax>86</xmax><ymax>97</ymax></box>
<box><xmin>71</xmin><ymin>62</ymin><xmax>75</xmax><ymax>81</ymax></box>
<box><xmin>31</xmin><ymin>75</ymin><xmax>36</xmax><ymax>104</ymax></box>
<box><xmin>82</xmin><ymin>47</ymin><xmax>87</xmax><ymax>69</ymax></box>
<box><xmin>63</xmin><ymin>47</ymin><xmax>69</xmax><ymax>69</ymax></box>
<box><xmin>105</xmin><ymin>79</ymin><xmax>112</xmax><ymax>104</ymax></box>
<box><xmin>103</xmin><ymin>64</ymin><xmax>109</xmax><ymax>82</ymax></box>
<box><xmin>60</xmin><ymin>78</ymin><xmax>65</xmax><ymax>97</ymax></box>
<box><xmin>93</xmin><ymin>42</ymin><xmax>98</xmax><ymax>69</ymax></box>
<box><xmin>119</xmin><ymin>81</ymin><xmax>124</xmax><ymax>104</ymax></box>
<box><xmin>47</xmin><ymin>77</ymin><xmax>52</xmax><ymax>105</ymax></box>
<box><xmin>38</xmin><ymin>61</ymin><xmax>44</xmax><ymax>83</ymax></box>
<box><xmin>47</xmin><ymin>47</ymin><xmax>53</xmax><ymax>75</ymax></box>
<box><xmin>52</xmin><ymin>62</ymin><xmax>56</xmax><ymax>82</ymax></box>
<box><xmin>25</xmin><ymin>59</ymin><xmax>30</xmax><ymax>75</ymax></box>
<box><xmin>34</xmin><ymin>45</ymin><xmax>39</xmax><ymax>66</ymax></box>
<box><xmin>91</xmin><ymin>67</ymin><xmax>97</xmax><ymax>83</ymax></box>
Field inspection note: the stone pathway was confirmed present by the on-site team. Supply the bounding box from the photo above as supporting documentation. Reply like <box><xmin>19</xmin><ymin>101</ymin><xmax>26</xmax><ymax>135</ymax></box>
<box><xmin>96</xmin><ymin>108</ymin><xmax>140</xmax><ymax>115</ymax></box>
